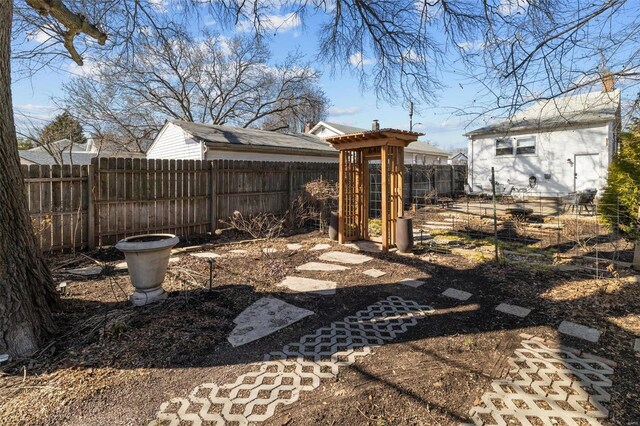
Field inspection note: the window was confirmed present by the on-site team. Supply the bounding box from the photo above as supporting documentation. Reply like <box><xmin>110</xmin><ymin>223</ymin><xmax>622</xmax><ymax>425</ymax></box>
<box><xmin>516</xmin><ymin>137</ymin><xmax>536</xmax><ymax>155</ymax></box>
<box><xmin>495</xmin><ymin>137</ymin><xmax>536</xmax><ymax>156</ymax></box>
<box><xmin>495</xmin><ymin>138</ymin><xmax>513</xmax><ymax>156</ymax></box>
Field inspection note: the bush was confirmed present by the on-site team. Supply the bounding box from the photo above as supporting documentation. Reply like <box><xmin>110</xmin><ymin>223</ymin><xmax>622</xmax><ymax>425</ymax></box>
<box><xmin>599</xmin><ymin>131</ymin><xmax>640</xmax><ymax>238</ymax></box>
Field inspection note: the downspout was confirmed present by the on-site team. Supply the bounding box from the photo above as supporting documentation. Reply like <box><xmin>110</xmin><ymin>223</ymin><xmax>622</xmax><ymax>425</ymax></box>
<box><xmin>201</xmin><ymin>140</ymin><xmax>208</xmax><ymax>161</ymax></box>
<box><xmin>469</xmin><ymin>137</ymin><xmax>474</xmax><ymax>187</ymax></box>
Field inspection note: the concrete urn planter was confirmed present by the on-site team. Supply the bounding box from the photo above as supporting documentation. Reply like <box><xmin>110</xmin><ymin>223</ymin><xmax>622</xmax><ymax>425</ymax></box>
<box><xmin>115</xmin><ymin>234</ymin><xmax>179</xmax><ymax>306</ymax></box>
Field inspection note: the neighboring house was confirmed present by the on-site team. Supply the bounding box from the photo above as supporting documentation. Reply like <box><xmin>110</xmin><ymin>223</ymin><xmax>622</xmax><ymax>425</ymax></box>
<box><xmin>147</xmin><ymin>120</ymin><xmax>338</xmax><ymax>163</ymax></box>
<box><xmin>308</xmin><ymin>120</ymin><xmax>449</xmax><ymax>165</ymax></box>
<box><xmin>19</xmin><ymin>150</ymin><xmax>95</xmax><ymax>165</ymax></box>
<box><xmin>465</xmin><ymin>88</ymin><xmax>621</xmax><ymax>195</ymax></box>
<box><xmin>448</xmin><ymin>149</ymin><xmax>468</xmax><ymax>165</ymax></box>
<box><xmin>20</xmin><ymin>137</ymin><xmax>146</xmax><ymax>165</ymax></box>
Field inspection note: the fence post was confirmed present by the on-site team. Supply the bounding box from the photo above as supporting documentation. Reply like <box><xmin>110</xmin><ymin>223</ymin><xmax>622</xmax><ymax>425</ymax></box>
<box><xmin>86</xmin><ymin>159</ymin><xmax>97</xmax><ymax>250</ymax></box>
<box><xmin>491</xmin><ymin>167</ymin><xmax>499</xmax><ymax>262</ymax></box>
<box><xmin>288</xmin><ymin>163</ymin><xmax>295</xmax><ymax>223</ymax></box>
<box><xmin>450</xmin><ymin>165</ymin><xmax>455</xmax><ymax>196</ymax></box>
<box><xmin>210</xmin><ymin>160</ymin><xmax>218</xmax><ymax>233</ymax></box>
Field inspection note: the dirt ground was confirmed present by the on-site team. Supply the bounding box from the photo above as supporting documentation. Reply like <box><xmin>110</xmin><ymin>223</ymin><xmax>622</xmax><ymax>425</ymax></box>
<box><xmin>1</xmin><ymin>230</ymin><xmax>638</xmax><ymax>425</ymax></box>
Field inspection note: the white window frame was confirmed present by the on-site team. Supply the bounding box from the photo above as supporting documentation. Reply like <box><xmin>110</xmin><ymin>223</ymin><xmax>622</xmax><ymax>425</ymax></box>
<box><xmin>495</xmin><ymin>136</ymin><xmax>536</xmax><ymax>156</ymax></box>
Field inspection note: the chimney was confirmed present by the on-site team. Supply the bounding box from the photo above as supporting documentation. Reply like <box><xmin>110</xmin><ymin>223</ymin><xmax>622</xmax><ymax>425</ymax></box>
<box><xmin>601</xmin><ymin>72</ymin><xmax>614</xmax><ymax>93</ymax></box>
<box><xmin>372</xmin><ymin>119</ymin><xmax>380</xmax><ymax>131</ymax></box>
<box><xmin>304</xmin><ymin>121</ymin><xmax>313</xmax><ymax>133</ymax></box>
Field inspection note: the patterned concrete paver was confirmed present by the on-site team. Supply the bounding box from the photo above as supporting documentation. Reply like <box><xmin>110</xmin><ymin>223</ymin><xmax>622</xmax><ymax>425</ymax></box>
<box><xmin>319</xmin><ymin>251</ymin><xmax>372</xmax><ymax>265</ymax></box>
<box><xmin>277</xmin><ymin>276</ymin><xmax>338</xmax><ymax>296</ymax></box>
<box><xmin>558</xmin><ymin>320</ymin><xmax>601</xmax><ymax>343</ymax></box>
<box><xmin>295</xmin><ymin>262</ymin><xmax>350</xmax><ymax>272</ymax></box>
<box><xmin>464</xmin><ymin>338</ymin><xmax>614</xmax><ymax>426</ymax></box>
<box><xmin>442</xmin><ymin>288</ymin><xmax>472</xmax><ymax>301</ymax></box>
<box><xmin>495</xmin><ymin>303</ymin><xmax>531</xmax><ymax>318</ymax></box>
<box><xmin>227</xmin><ymin>298</ymin><xmax>314</xmax><ymax>347</ymax></box>
<box><xmin>151</xmin><ymin>296</ymin><xmax>434</xmax><ymax>425</ymax></box>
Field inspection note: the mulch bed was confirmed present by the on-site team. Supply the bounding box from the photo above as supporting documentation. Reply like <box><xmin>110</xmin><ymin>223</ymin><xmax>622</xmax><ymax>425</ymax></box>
<box><xmin>1</xmin><ymin>230</ymin><xmax>638</xmax><ymax>425</ymax></box>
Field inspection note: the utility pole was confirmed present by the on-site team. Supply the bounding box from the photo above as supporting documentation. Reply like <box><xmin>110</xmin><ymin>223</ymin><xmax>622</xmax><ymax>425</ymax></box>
<box><xmin>409</xmin><ymin>101</ymin><xmax>413</xmax><ymax>131</ymax></box>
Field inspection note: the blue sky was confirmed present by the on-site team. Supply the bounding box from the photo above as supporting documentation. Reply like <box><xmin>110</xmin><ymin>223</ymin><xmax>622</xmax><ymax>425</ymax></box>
<box><xmin>11</xmin><ymin>3</ymin><xmax>635</xmax><ymax>152</ymax></box>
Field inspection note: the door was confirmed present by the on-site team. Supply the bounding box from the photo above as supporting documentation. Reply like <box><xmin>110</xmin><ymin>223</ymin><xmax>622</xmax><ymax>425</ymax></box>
<box><xmin>574</xmin><ymin>153</ymin><xmax>600</xmax><ymax>192</ymax></box>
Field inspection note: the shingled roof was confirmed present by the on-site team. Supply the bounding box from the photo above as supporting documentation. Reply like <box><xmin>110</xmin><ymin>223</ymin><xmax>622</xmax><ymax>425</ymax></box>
<box><xmin>466</xmin><ymin>89</ymin><xmax>621</xmax><ymax>137</ymax></box>
<box><xmin>171</xmin><ymin>120</ymin><xmax>337</xmax><ymax>155</ymax></box>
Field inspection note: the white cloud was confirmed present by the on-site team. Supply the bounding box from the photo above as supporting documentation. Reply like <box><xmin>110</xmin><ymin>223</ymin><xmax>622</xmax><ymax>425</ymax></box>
<box><xmin>498</xmin><ymin>0</ymin><xmax>529</xmax><ymax>16</ymax></box>
<box><xmin>237</xmin><ymin>12</ymin><xmax>301</xmax><ymax>33</ymax></box>
<box><xmin>457</xmin><ymin>40</ymin><xmax>485</xmax><ymax>52</ymax></box>
<box><xmin>348</xmin><ymin>52</ymin><xmax>374</xmax><ymax>67</ymax></box>
<box><xmin>328</xmin><ymin>106</ymin><xmax>363</xmax><ymax>116</ymax></box>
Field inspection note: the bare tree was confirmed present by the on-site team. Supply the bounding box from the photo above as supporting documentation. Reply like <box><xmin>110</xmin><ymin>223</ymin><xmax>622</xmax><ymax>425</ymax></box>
<box><xmin>62</xmin><ymin>31</ymin><xmax>328</xmax><ymax>148</ymax></box>
<box><xmin>4</xmin><ymin>0</ymin><xmax>640</xmax><ymax>357</ymax></box>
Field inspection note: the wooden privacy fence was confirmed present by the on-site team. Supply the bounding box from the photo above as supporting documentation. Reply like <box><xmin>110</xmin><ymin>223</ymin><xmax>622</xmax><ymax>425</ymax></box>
<box><xmin>22</xmin><ymin>158</ymin><xmax>340</xmax><ymax>252</ymax></box>
<box><xmin>22</xmin><ymin>159</ymin><xmax>465</xmax><ymax>252</ymax></box>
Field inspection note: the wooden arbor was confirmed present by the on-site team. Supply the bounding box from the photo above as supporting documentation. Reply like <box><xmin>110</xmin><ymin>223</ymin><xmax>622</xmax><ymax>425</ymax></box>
<box><xmin>326</xmin><ymin>129</ymin><xmax>422</xmax><ymax>251</ymax></box>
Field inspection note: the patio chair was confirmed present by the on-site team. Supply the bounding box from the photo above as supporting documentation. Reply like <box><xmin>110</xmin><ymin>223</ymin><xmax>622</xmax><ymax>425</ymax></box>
<box><xmin>562</xmin><ymin>189</ymin><xmax>597</xmax><ymax>214</ymax></box>
<box><xmin>500</xmin><ymin>184</ymin><xmax>515</xmax><ymax>203</ymax></box>
<box><xmin>464</xmin><ymin>184</ymin><xmax>483</xmax><ymax>198</ymax></box>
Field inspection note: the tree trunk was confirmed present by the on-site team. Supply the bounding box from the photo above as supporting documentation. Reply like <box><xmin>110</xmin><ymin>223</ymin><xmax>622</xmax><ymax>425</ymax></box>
<box><xmin>0</xmin><ymin>1</ymin><xmax>59</xmax><ymax>357</ymax></box>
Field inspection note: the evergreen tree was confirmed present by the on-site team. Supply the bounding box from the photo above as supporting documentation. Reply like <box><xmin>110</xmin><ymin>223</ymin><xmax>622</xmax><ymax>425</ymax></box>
<box><xmin>39</xmin><ymin>111</ymin><xmax>86</xmax><ymax>146</ymax></box>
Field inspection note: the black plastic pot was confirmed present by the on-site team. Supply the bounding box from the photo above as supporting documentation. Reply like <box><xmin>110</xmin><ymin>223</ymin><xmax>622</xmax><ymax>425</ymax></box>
<box><xmin>396</xmin><ymin>217</ymin><xmax>414</xmax><ymax>253</ymax></box>
<box><xmin>329</xmin><ymin>211</ymin><xmax>339</xmax><ymax>241</ymax></box>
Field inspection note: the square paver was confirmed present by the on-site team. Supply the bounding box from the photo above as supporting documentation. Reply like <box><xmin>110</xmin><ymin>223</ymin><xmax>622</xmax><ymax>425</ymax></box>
<box><xmin>227</xmin><ymin>298</ymin><xmax>314</xmax><ymax>347</ymax></box>
<box><xmin>398</xmin><ymin>278</ymin><xmax>425</xmax><ymax>288</ymax></box>
<box><xmin>296</xmin><ymin>262</ymin><xmax>350</xmax><ymax>272</ymax></box>
<box><xmin>442</xmin><ymin>288</ymin><xmax>472</xmax><ymax>301</ymax></box>
<box><xmin>191</xmin><ymin>252</ymin><xmax>223</xmax><ymax>259</ymax></box>
<box><xmin>558</xmin><ymin>320</ymin><xmax>601</xmax><ymax>343</ymax></box>
<box><xmin>362</xmin><ymin>269</ymin><xmax>386</xmax><ymax>278</ymax></box>
<box><xmin>319</xmin><ymin>251</ymin><xmax>372</xmax><ymax>265</ymax></box>
<box><xmin>278</xmin><ymin>276</ymin><xmax>337</xmax><ymax>296</ymax></box>
<box><xmin>495</xmin><ymin>303</ymin><xmax>531</xmax><ymax>318</ymax></box>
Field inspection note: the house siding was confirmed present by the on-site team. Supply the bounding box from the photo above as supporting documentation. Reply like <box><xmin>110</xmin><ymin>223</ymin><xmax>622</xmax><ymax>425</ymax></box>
<box><xmin>310</xmin><ymin>127</ymin><xmax>340</xmax><ymax>138</ymax></box>
<box><xmin>468</xmin><ymin>123</ymin><xmax>611</xmax><ymax>196</ymax></box>
<box><xmin>146</xmin><ymin>123</ymin><xmax>202</xmax><ymax>160</ymax></box>
<box><xmin>205</xmin><ymin>149</ymin><xmax>337</xmax><ymax>163</ymax></box>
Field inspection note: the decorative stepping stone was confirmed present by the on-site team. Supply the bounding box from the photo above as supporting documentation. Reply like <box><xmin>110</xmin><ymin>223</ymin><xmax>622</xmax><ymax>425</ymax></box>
<box><xmin>227</xmin><ymin>298</ymin><xmax>314</xmax><ymax>347</ymax></box>
<box><xmin>442</xmin><ymin>288</ymin><xmax>472</xmax><ymax>301</ymax></box>
<box><xmin>345</xmin><ymin>241</ymin><xmax>383</xmax><ymax>253</ymax></box>
<box><xmin>287</xmin><ymin>243</ymin><xmax>303</xmax><ymax>250</ymax></box>
<box><xmin>262</xmin><ymin>247</ymin><xmax>278</xmax><ymax>254</ymax></box>
<box><xmin>309</xmin><ymin>243</ymin><xmax>331</xmax><ymax>251</ymax></box>
<box><xmin>398</xmin><ymin>278</ymin><xmax>425</xmax><ymax>288</ymax></box>
<box><xmin>296</xmin><ymin>262</ymin><xmax>349</xmax><ymax>272</ymax></box>
<box><xmin>191</xmin><ymin>252</ymin><xmax>222</xmax><ymax>259</ymax></box>
<box><xmin>362</xmin><ymin>269</ymin><xmax>386</xmax><ymax>278</ymax></box>
<box><xmin>168</xmin><ymin>256</ymin><xmax>180</xmax><ymax>263</ymax></box>
<box><xmin>114</xmin><ymin>261</ymin><xmax>128</xmax><ymax>271</ymax></box>
<box><xmin>319</xmin><ymin>251</ymin><xmax>372</xmax><ymax>265</ymax></box>
<box><xmin>278</xmin><ymin>276</ymin><xmax>337</xmax><ymax>296</ymax></box>
<box><xmin>495</xmin><ymin>303</ymin><xmax>531</xmax><ymax>318</ymax></box>
<box><xmin>558</xmin><ymin>320</ymin><xmax>601</xmax><ymax>343</ymax></box>
<box><xmin>229</xmin><ymin>249</ymin><xmax>248</xmax><ymax>254</ymax></box>
<box><xmin>66</xmin><ymin>266</ymin><xmax>103</xmax><ymax>276</ymax></box>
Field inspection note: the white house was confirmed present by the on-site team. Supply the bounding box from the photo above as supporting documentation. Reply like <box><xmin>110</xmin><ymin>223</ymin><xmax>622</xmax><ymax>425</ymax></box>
<box><xmin>447</xmin><ymin>149</ymin><xmax>468</xmax><ymax>165</ymax></box>
<box><xmin>147</xmin><ymin>120</ymin><xmax>338</xmax><ymax>163</ymax></box>
<box><xmin>308</xmin><ymin>120</ymin><xmax>449</xmax><ymax>165</ymax></box>
<box><xmin>465</xmin><ymin>89</ymin><xmax>621</xmax><ymax>196</ymax></box>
